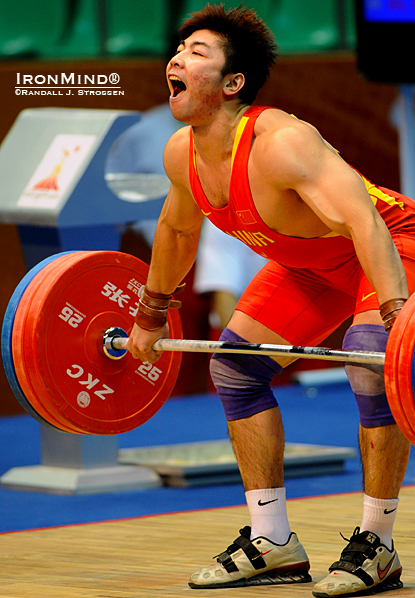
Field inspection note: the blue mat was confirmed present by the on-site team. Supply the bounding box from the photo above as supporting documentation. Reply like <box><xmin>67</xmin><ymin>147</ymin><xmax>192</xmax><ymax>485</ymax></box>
<box><xmin>0</xmin><ymin>382</ymin><xmax>413</xmax><ymax>533</ymax></box>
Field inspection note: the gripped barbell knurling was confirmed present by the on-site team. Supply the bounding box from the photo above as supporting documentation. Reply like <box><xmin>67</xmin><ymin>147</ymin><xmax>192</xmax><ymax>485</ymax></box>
<box><xmin>111</xmin><ymin>336</ymin><xmax>386</xmax><ymax>365</ymax></box>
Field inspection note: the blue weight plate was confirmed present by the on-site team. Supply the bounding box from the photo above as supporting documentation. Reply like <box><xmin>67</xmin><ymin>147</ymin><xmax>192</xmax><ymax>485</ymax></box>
<box><xmin>1</xmin><ymin>252</ymin><xmax>75</xmax><ymax>430</ymax></box>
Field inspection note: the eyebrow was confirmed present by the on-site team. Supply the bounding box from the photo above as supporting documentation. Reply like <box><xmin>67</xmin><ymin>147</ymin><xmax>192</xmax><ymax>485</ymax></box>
<box><xmin>178</xmin><ymin>40</ymin><xmax>212</xmax><ymax>51</ymax></box>
<box><xmin>190</xmin><ymin>41</ymin><xmax>211</xmax><ymax>49</ymax></box>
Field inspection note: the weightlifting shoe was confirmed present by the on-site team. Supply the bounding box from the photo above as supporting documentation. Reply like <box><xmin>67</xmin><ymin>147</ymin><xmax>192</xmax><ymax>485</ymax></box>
<box><xmin>312</xmin><ymin>527</ymin><xmax>403</xmax><ymax>597</ymax></box>
<box><xmin>188</xmin><ymin>525</ymin><xmax>311</xmax><ymax>589</ymax></box>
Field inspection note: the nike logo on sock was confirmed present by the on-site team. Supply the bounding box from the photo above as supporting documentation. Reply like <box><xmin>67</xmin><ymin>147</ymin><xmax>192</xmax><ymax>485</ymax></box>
<box><xmin>384</xmin><ymin>508</ymin><xmax>397</xmax><ymax>515</ymax></box>
<box><xmin>258</xmin><ymin>499</ymin><xmax>278</xmax><ymax>506</ymax></box>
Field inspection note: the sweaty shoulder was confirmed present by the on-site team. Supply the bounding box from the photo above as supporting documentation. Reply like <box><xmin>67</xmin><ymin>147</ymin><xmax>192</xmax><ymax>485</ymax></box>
<box><xmin>252</xmin><ymin>107</ymin><xmax>320</xmax><ymax>141</ymax></box>
<box><xmin>163</xmin><ymin>125</ymin><xmax>191</xmax><ymax>186</ymax></box>
<box><xmin>251</xmin><ymin>108</ymin><xmax>333</xmax><ymax>185</ymax></box>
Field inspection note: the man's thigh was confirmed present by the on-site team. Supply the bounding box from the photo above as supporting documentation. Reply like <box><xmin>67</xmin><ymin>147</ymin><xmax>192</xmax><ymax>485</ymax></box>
<box><xmin>232</xmin><ymin>261</ymin><xmax>356</xmax><ymax>354</ymax></box>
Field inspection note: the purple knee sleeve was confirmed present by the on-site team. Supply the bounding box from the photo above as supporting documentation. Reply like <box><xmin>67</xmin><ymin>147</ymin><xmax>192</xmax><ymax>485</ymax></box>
<box><xmin>342</xmin><ymin>324</ymin><xmax>395</xmax><ymax>428</ymax></box>
<box><xmin>210</xmin><ymin>328</ymin><xmax>282</xmax><ymax>421</ymax></box>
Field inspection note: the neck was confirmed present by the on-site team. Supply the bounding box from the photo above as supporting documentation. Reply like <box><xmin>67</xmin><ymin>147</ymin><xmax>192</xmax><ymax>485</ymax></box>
<box><xmin>192</xmin><ymin>102</ymin><xmax>250</xmax><ymax>165</ymax></box>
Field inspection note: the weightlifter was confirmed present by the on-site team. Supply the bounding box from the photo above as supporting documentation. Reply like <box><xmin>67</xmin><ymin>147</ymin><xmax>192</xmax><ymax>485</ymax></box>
<box><xmin>127</xmin><ymin>4</ymin><xmax>415</xmax><ymax>596</ymax></box>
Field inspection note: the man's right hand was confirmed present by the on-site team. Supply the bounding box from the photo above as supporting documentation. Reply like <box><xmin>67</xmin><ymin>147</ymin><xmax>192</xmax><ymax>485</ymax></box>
<box><xmin>127</xmin><ymin>322</ymin><xmax>170</xmax><ymax>364</ymax></box>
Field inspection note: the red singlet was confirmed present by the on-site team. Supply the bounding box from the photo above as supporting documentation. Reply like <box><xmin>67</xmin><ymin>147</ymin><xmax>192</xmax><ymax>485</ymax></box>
<box><xmin>189</xmin><ymin>105</ymin><xmax>415</xmax><ymax>345</ymax></box>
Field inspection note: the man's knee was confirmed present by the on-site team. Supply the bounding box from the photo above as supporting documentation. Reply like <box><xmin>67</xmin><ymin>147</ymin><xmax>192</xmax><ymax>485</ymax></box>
<box><xmin>210</xmin><ymin>328</ymin><xmax>282</xmax><ymax>421</ymax></box>
<box><xmin>343</xmin><ymin>323</ymin><xmax>395</xmax><ymax>427</ymax></box>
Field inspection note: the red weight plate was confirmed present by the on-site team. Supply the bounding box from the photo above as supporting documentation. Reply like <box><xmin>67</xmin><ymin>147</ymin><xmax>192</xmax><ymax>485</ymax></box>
<box><xmin>4</xmin><ymin>252</ymin><xmax>76</xmax><ymax>431</ymax></box>
<box><xmin>16</xmin><ymin>253</ymin><xmax>125</xmax><ymax>433</ymax></box>
<box><xmin>12</xmin><ymin>253</ymin><xmax>94</xmax><ymax>433</ymax></box>
<box><xmin>12</xmin><ymin>253</ymin><xmax>77</xmax><ymax>431</ymax></box>
<box><xmin>13</xmin><ymin>253</ymin><xmax>97</xmax><ymax>433</ymax></box>
<box><xmin>384</xmin><ymin>297</ymin><xmax>415</xmax><ymax>443</ymax></box>
<box><xmin>20</xmin><ymin>252</ymin><xmax>127</xmax><ymax>434</ymax></box>
<box><xmin>384</xmin><ymin>294</ymin><xmax>415</xmax><ymax>444</ymax></box>
<box><xmin>393</xmin><ymin>295</ymin><xmax>415</xmax><ymax>444</ymax></box>
<box><xmin>23</xmin><ymin>251</ymin><xmax>182</xmax><ymax>435</ymax></box>
<box><xmin>391</xmin><ymin>297</ymin><xmax>415</xmax><ymax>442</ymax></box>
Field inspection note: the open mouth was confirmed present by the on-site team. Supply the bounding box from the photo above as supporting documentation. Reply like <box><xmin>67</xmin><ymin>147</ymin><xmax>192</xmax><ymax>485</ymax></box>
<box><xmin>169</xmin><ymin>75</ymin><xmax>187</xmax><ymax>98</ymax></box>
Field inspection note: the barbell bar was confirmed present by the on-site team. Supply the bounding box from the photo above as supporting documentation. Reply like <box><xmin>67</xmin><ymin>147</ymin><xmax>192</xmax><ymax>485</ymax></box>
<box><xmin>104</xmin><ymin>328</ymin><xmax>386</xmax><ymax>365</ymax></box>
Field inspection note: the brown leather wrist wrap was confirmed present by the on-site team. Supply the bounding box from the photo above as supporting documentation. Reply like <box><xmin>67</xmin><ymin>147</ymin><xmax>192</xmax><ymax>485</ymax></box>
<box><xmin>135</xmin><ymin>284</ymin><xmax>185</xmax><ymax>331</ymax></box>
<box><xmin>379</xmin><ymin>298</ymin><xmax>407</xmax><ymax>333</ymax></box>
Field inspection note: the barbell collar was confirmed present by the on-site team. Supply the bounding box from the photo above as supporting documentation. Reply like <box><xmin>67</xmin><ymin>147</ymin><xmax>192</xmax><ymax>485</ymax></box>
<box><xmin>102</xmin><ymin>327</ymin><xmax>128</xmax><ymax>359</ymax></box>
<box><xmin>110</xmin><ymin>335</ymin><xmax>385</xmax><ymax>365</ymax></box>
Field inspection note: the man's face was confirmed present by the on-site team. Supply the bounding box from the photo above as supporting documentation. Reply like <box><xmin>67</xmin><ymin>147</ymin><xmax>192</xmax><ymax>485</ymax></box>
<box><xmin>166</xmin><ymin>29</ymin><xmax>228</xmax><ymax>125</ymax></box>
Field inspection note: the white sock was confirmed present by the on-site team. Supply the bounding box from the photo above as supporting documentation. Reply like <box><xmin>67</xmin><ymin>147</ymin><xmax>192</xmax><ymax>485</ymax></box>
<box><xmin>245</xmin><ymin>487</ymin><xmax>291</xmax><ymax>545</ymax></box>
<box><xmin>360</xmin><ymin>493</ymin><xmax>399</xmax><ymax>550</ymax></box>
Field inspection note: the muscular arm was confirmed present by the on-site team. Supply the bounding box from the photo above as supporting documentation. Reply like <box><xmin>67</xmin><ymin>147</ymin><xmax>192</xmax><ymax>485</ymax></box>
<box><xmin>127</xmin><ymin>128</ymin><xmax>204</xmax><ymax>361</ymax></box>
<box><xmin>261</xmin><ymin>122</ymin><xmax>408</xmax><ymax>306</ymax></box>
<box><xmin>147</xmin><ymin>182</ymin><xmax>203</xmax><ymax>294</ymax></box>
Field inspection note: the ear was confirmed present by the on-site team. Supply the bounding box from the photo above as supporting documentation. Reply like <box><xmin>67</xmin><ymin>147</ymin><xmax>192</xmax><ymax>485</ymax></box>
<box><xmin>223</xmin><ymin>73</ymin><xmax>245</xmax><ymax>97</ymax></box>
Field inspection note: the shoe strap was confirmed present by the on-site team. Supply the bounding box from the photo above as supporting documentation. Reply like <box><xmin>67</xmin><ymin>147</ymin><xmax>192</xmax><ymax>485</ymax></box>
<box><xmin>216</xmin><ymin>527</ymin><xmax>266</xmax><ymax>573</ymax></box>
<box><xmin>217</xmin><ymin>552</ymin><xmax>239</xmax><ymax>574</ymax></box>
<box><xmin>343</xmin><ymin>541</ymin><xmax>378</xmax><ymax>561</ymax></box>
<box><xmin>233</xmin><ymin>534</ymin><xmax>267</xmax><ymax>570</ymax></box>
<box><xmin>329</xmin><ymin>533</ymin><xmax>379</xmax><ymax>588</ymax></box>
<box><xmin>329</xmin><ymin>559</ymin><xmax>375</xmax><ymax>587</ymax></box>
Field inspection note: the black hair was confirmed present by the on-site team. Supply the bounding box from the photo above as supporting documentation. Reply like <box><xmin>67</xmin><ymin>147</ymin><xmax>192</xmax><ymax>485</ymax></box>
<box><xmin>179</xmin><ymin>3</ymin><xmax>278</xmax><ymax>104</ymax></box>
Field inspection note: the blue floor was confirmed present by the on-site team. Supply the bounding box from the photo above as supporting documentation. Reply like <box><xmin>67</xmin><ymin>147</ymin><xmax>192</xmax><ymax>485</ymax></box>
<box><xmin>0</xmin><ymin>381</ymin><xmax>414</xmax><ymax>534</ymax></box>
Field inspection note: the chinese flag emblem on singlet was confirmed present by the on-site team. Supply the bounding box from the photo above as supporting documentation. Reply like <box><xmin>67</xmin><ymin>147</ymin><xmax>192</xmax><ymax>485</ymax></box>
<box><xmin>236</xmin><ymin>210</ymin><xmax>257</xmax><ymax>225</ymax></box>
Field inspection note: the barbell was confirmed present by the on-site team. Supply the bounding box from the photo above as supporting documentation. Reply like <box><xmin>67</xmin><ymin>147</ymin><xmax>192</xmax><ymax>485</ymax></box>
<box><xmin>103</xmin><ymin>328</ymin><xmax>386</xmax><ymax>365</ymax></box>
<box><xmin>1</xmin><ymin>250</ymin><xmax>414</xmax><ymax>443</ymax></box>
